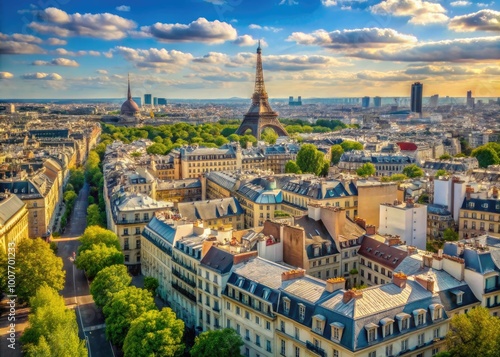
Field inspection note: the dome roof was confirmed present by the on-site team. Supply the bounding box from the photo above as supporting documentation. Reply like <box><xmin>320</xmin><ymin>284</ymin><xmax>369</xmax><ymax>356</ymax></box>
<box><xmin>121</xmin><ymin>99</ymin><xmax>140</xmax><ymax>116</ymax></box>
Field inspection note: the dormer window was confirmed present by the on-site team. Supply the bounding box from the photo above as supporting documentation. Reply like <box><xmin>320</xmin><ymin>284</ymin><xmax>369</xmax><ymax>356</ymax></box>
<box><xmin>283</xmin><ymin>297</ymin><xmax>290</xmax><ymax>315</ymax></box>
<box><xmin>236</xmin><ymin>277</ymin><xmax>245</xmax><ymax>288</ymax></box>
<box><xmin>298</xmin><ymin>303</ymin><xmax>305</xmax><ymax>321</ymax></box>
<box><xmin>263</xmin><ymin>289</ymin><xmax>271</xmax><ymax>300</ymax></box>
<box><xmin>469</xmin><ymin>202</ymin><xmax>475</xmax><ymax>208</ymax></box>
<box><xmin>314</xmin><ymin>246</ymin><xmax>320</xmax><ymax>257</ymax></box>
<box><xmin>451</xmin><ymin>289</ymin><xmax>464</xmax><ymax>305</ymax></box>
<box><xmin>396</xmin><ymin>313</ymin><xmax>411</xmax><ymax>331</ymax></box>
<box><xmin>380</xmin><ymin>318</ymin><xmax>394</xmax><ymax>338</ymax></box>
<box><xmin>365</xmin><ymin>323</ymin><xmax>378</xmax><ymax>343</ymax></box>
<box><xmin>312</xmin><ymin>315</ymin><xmax>326</xmax><ymax>335</ymax></box>
<box><xmin>429</xmin><ymin>304</ymin><xmax>444</xmax><ymax>321</ymax></box>
<box><xmin>330</xmin><ymin>322</ymin><xmax>344</xmax><ymax>343</ymax></box>
<box><xmin>413</xmin><ymin>309</ymin><xmax>427</xmax><ymax>326</ymax></box>
<box><xmin>249</xmin><ymin>282</ymin><xmax>257</xmax><ymax>294</ymax></box>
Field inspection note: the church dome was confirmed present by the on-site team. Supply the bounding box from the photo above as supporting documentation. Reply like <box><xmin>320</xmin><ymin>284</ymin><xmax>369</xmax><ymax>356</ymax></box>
<box><xmin>121</xmin><ymin>75</ymin><xmax>140</xmax><ymax>116</ymax></box>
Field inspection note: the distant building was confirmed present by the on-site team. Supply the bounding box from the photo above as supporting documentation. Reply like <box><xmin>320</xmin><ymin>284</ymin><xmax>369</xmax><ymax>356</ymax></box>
<box><xmin>153</xmin><ymin>97</ymin><xmax>158</xmax><ymax>106</ymax></box>
<box><xmin>289</xmin><ymin>96</ymin><xmax>302</xmax><ymax>106</ymax></box>
<box><xmin>157</xmin><ymin>98</ymin><xmax>167</xmax><ymax>105</ymax></box>
<box><xmin>466</xmin><ymin>90</ymin><xmax>475</xmax><ymax>108</ymax></box>
<box><xmin>144</xmin><ymin>94</ymin><xmax>152</xmax><ymax>106</ymax></box>
<box><xmin>430</xmin><ymin>94</ymin><xmax>439</xmax><ymax>108</ymax></box>
<box><xmin>362</xmin><ymin>96</ymin><xmax>370</xmax><ymax>108</ymax></box>
<box><xmin>411</xmin><ymin>82</ymin><xmax>423</xmax><ymax>115</ymax></box>
<box><xmin>373</xmin><ymin>96</ymin><xmax>382</xmax><ymax>107</ymax></box>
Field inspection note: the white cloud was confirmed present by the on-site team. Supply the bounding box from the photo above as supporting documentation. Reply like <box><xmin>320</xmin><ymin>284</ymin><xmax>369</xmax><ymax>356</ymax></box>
<box><xmin>322</xmin><ymin>0</ymin><xmax>338</xmax><ymax>5</ymax></box>
<box><xmin>204</xmin><ymin>0</ymin><xmax>226</xmax><ymax>4</ymax></box>
<box><xmin>370</xmin><ymin>0</ymin><xmax>449</xmax><ymax>25</ymax></box>
<box><xmin>29</xmin><ymin>7</ymin><xmax>136</xmax><ymax>40</ymax></box>
<box><xmin>287</xmin><ymin>28</ymin><xmax>417</xmax><ymax>50</ymax></box>
<box><xmin>450</xmin><ymin>1</ymin><xmax>471</xmax><ymax>6</ymax></box>
<box><xmin>0</xmin><ymin>32</ymin><xmax>46</xmax><ymax>54</ymax></box>
<box><xmin>233</xmin><ymin>35</ymin><xmax>268</xmax><ymax>47</ymax></box>
<box><xmin>140</xmin><ymin>17</ymin><xmax>237</xmax><ymax>43</ymax></box>
<box><xmin>21</xmin><ymin>72</ymin><xmax>63</xmax><ymax>80</ymax></box>
<box><xmin>249</xmin><ymin>24</ymin><xmax>283</xmax><ymax>32</ymax></box>
<box><xmin>51</xmin><ymin>48</ymin><xmax>101</xmax><ymax>56</ymax></box>
<box><xmin>116</xmin><ymin>5</ymin><xmax>130</xmax><ymax>12</ymax></box>
<box><xmin>46</xmin><ymin>37</ymin><xmax>67</xmax><ymax>45</ymax></box>
<box><xmin>32</xmin><ymin>58</ymin><xmax>79</xmax><ymax>67</ymax></box>
<box><xmin>96</xmin><ymin>69</ymin><xmax>108</xmax><ymax>74</ymax></box>
<box><xmin>113</xmin><ymin>46</ymin><xmax>194</xmax><ymax>72</ymax></box>
<box><xmin>449</xmin><ymin>10</ymin><xmax>500</xmax><ymax>32</ymax></box>
<box><xmin>0</xmin><ymin>72</ymin><xmax>14</xmax><ymax>79</ymax></box>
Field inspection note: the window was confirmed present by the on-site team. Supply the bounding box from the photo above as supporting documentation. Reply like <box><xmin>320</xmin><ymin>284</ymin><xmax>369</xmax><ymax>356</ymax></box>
<box><xmin>245</xmin><ymin>347</ymin><xmax>249</xmax><ymax>357</ymax></box>
<box><xmin>368</xmin><ymin>352</ymin><xmax>376</xmax><ymax>357</ymax></box>
<box><xmin>124</xmin><ymin>255</ymin><xmax>129</xmax><ymax>262</ymax></box>
<box><xmin>266</xmin><ymin>321</ymin><xmax>271</xmax><ymax>330</ymax></box>
<box><xmin>432</xmin><ymin>347</ymin><xmax>440</xmax><ymax>356</ymax></box>
<box><xmin>226</xmin><ymin>319</ymin><xmax>231</xmax><ymax>328</ymax></box>
<box><xmin>245</xmin><ymin>311</ymin><xmax>250</xmax><ymax>319</ymax></box>
<box><xmin>123</xmin><ymin>228</ymin><xmax>129</xmax><ymax>236</ymax></box>
<box><xmin>266</xmin><ymin>340</ymin><xmax>272</xmax><ymax>353</ymax></box>
<box><xmin>245</xmin><ymin>329</ymin><xmax>250</xmax><ymax>341</ymax></box>
<box><xmin>295</xmin><ymin>346</ymin><xmax>300</xmax><ymax>357</ymax></box>
<box><xmin>434</xmin><ymin>327</ymin><xmax>440</xmax><ymax>339</ymax></box>
<box><xmin>298</xmin><ymin>303</ymin><xmax>305</xmax><ymax>321</ymax></box>
<box><xmin>136</xmin><ymin>239</ymin><xmax>140</xmax><ymax>249</ymax></box>
<box><xmin>417</xmin><ymin>333</ymin><xmax>425</xmax><ymax>346</ymax></box>
<box><xmin>236</xmin><ymin>306</ymin><xmax>240</xmax><ymax>315</ymax></box>
<box><xmin>226</xmin><ymin>301</ymin><xmax>231</xmax><ymax>310</ymax></box>
<box><xmin>280</xmin><ymin>320</ymin><xmax>285</xmax><ymax>332</ymax></box>
<box><xmin>280</xmin><ymin>340</ymin><xmax>286</xmax><ymax>356</ymax></box>
<box><xmin>401</xmin><ymin>339</ymin><xmax>408</xmax><ymax>351</ymax></box>
<box><xmin>283</xmin><ymin>297</ymin><xmax>290</xmax><ymax>314</ymax></box>
<box><xmin>333</xmin><ymin>349</ymin><xmax>339</xmax><ymax>357</ymax></box>
<box><xmin>135</xmin><ymin>227</ymin><xmax>141</xmax><ymax>235</ymax></box>
<box><xmin>255</xmin><ymin>334</ymin><xmax>261</xmax><ymax>347</ymax></box>
<box><xmin>236</xmin><ymin>324</ymin><xmax>240</xmax><ymax>334</ymax></box>
<box><xmin>295</xmin><ymin>327</ymin><xmax>300</xmax><ymax>340</ymax></box>
<box><xmin>386</xmin><ymin>344</ymin><xmax>393</xmax><ymax>356</ymax></box>
<box><xmin>367</xmin><ymin>328</ymin><xmax>376</xmax><ymax>343</ymax></box>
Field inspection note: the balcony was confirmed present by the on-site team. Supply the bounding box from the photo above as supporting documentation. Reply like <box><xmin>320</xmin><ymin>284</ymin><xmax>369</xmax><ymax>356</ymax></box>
<box><xmin>212</xmin><ymin>305</ymin><xmax>220</xmax><ymax>313</ymax></box>
<box><xmin>172</xmin><ymin>256</ymin><xmax>196</xmax><ymax>274</ymax></box>
<box><xmin>171</xmin><ymin>282</ymin><xmax>196</xmax><ymax>302</ymax></box>
<box><xmin>172</xmin><ymin>269</ymin><xmax>196</xmax><ymax>287</ymax></box>
<box><xmin>117</xmin><ymin>217</ymin><xmax>151</xmax><ymax>224</ymax></box>
<box><xmin>306</xmin><ymin>341</ymin><xmax>326</xmax><ymax>357</ymax></box>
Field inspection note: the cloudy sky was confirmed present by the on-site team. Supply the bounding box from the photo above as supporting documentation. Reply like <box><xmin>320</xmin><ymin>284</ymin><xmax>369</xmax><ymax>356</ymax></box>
<box><xmin>0</xmin><ymin>0</ymin><xmax>499</xmax><ymax>99</ymax></box>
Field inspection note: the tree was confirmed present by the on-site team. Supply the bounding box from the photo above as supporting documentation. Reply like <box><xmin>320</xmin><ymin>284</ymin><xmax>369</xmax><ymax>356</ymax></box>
<box><xmin>381</xmin><ymin>173</ymin><xmax>407</xmax><ymax>182</ymax></box>
<box><xmin>472</xmin><ymin>146</ymin><xmax>500</xmax><ymax>168</ymax></box>
<box><xmin>435</xmin><ymin>169</ymin><xmax>449</xmax><ymax>177</ymax></box>
<box><xmin>443</xmin><ymin>228</ymin><xmax>459</xmax><ymax>241</ymax></box>
<box><xmin>296</xmin><ymin>144</ymin><xmax>325</xmax><ymax>176</ymax></box>
<box><xmin>86</xmin><ymin>204</ymin><xmax>102</xmax><ymax>227</ymax></box>
<box><xmin>285</xmin><ymin>160</ymin><xmax>302</xmax><ymax>174</ymax></box>
<box><xmin>123</xmin><ymin>309</ymin><xmax>184</xmax><ymax>357</ymax></box>
<box><xmin>147</xmin><ymin>143</ymin><xmax>168</xmax><ymax>155</ymax></box>
<box><xmin>320</xmin><ymin>161</ymin><xmax>330</xmax><ymax>177</ymax></box>
<box><xmin>330</xmin><ymin>144</ymin><xmax>344</xmax><ymax>164</ymax></box>
<box><xmin>21</xmin><ymin>285</ymin><xmax>87</xmax><ymax>357</ymax></box>
<box><xmin>402</xmin><ymin>164</ymin><xmax>424</xmax><ymax>178</ymax></box>
<box><xmin>63</xmin><ymin>190</ymin><xmax>77</xmax><ymax>204</ymax></box>
<box><xmin>446</xmin><ymin>306</ymin><xmax>500</xmax><ymax>357</ymax></box>
<box><xmin>356</xmin><ymin>163</ymin><xmax>376</xmax><ymax>177</ymax></box>
<box><xmin>103</xmin><ymin>286</ymin><xmax>157</xmax><ymax>347</ymax></box>
<box><xmin>261</xmin><ymin>128</ymin><xmax>278</xmax><ymax>145</ymax></box>
<box><xmin>190</xmin><ymin>328</ymin><xmax>244</xmax><ymax>357</ymax></box>
<box><xmin>68</xmin><ymin>168</ymin><xmax>85</xmax><ymax>193</ymax></box>
<box><xmin>144</xmin><ymin>276</ymin><xmax>159</xmax><ymax>295</ymax></box>
<box><xmin>340</xmin><ymin>140</ymin><xmax>363</xmax><ymax>152</ymax></box>
<box><xmin>76</xmin><ymin>243</ymin><xmax>124</xmax><ymax>279</ymax></box>
<box><xmin>16</xmin><ymin>238</ymin><xmax>65</xmax><ymax>303</ymax></box>
<box><xmin>79</xmin><ymin>226</ymin><xmax>120</xmax><ymax>253</ymax></box>
<box><xmin>90</xmin><ymin>265</ymin><xmax>131</xmax><ymax>308</ymax></box>
<box><xmin>439</xmin><ymin>154</ymin><xmax>452</xmax><ymax>160</ymax></box>
<box><xmin>239</xmin><ymin>134</ymin><xmax>257</xmax><ymax>148</ymax></box>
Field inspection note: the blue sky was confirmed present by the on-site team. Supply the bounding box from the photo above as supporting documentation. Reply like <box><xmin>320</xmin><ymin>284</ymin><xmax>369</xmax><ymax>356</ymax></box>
<box><xmin>0</xmin><ymin>0</ymin><xmax>499</xmax><ymax>99</ymax></box>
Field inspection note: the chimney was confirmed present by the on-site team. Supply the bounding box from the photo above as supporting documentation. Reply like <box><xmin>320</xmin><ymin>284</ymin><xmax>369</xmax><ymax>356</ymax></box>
<box><xmin>426</xmin><ymin>277</ymin><xmax>435</xmax><ymax>292</ymax></box>
<box><xmin>407</xmin><ymin>246</ymin><xmax>417</xmax><ymax>255</ymax></box>
<box><xmin>437</xmin><ymin>249</ymin><xmax>443</xmax><ymax>258</ymax></box>
<box><xmin>355</xmin><ymin>217</ymin><xmax>366</xmax><ymax>229</ymax></box>
<box><xmin>423</xmin><ymin>254</ymin><xmax>433</xmax><ymax>268</ymax></box>
<box><xmin>281</xmin><ymin>269</ymin><xmax>306</xmax><ymax>282</ymax></box>
<box><xmin>493</xmin><ymin>187</ymin><xmax>498</xmax><ymax>199</ymax></box>
<box><xmin>233</xmin><ymin>251</ymin><xmax>258</xmax><ymax>265</ymax></box>
<box><xmin>325</xmin><ymin>277</ymin><xmax>345</xmax><ymax>293</ymax></box>
<box><xmin>392</xmin><ymin>272</ymin><xmax>407</xmax><ymax>288</ymax></box>
<box><xmin>406</xmin><ymin>198</ymin><xmax>414</xmax><ymax>208</ymax></box>
<box><xmin>388</xmin><ymin>236</ymin><xmax>400</xmax><ymax>246</ymax></box>
<box><xmin>342</xmin><ymin>289</ymin><xmax>363</xmax><ymax>304</ymax></box>
<box><xmin>466</xmin><ymin>185</ymin><xmax>473</xmax><ymax>199</ymax></box>
<box><xmin>365</xmin><ymin>225</ymin><xmax>376</xmax><ymax>235</ymax></box>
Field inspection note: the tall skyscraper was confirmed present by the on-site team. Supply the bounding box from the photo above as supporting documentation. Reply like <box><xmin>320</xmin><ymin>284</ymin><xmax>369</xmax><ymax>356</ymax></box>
<box><xmin>374</xmin><ymin>96</ymin><xmax>382</xmax><ymax>107</ymax></box>
<box><xmin>362</xmin><ymin>96</ymin><xmax>370</xmax><ymax>108</ymax></box>
<box><xmin>144</xmin><ymin>94</ymin><xmax>152</xmax><ymax>106</ymax></box>
<box><xmin>466</xmin><ymin>90</ymin><xmax>474</xmax><ymax>107</ymax></box>
<box><xmin>153</xmin><ymin>97</ymin><xmax>158</xmax><ymax>106</ymax></box>
<box><xmin>411</xmin><ymin>82</ymin><xmax>423</xmax><ymax>115</ymax></box>
<box><xmin>430</xmin><ymin>94</ymin><xmax>439</xmax><ymax>108</ymax></box>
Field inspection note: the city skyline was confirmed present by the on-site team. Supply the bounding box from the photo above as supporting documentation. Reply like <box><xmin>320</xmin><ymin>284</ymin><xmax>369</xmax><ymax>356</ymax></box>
<box><xmin>1</xmin><ymin>0</ymin><xmax>499</xmax><ymax>99</ymax></box>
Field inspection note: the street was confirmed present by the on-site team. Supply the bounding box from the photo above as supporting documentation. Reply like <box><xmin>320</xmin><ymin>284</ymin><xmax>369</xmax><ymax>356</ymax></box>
<box><xmin>58</xmin><ymin>182</ymin><xmax>115</xmax><ymax>357</ymax></box>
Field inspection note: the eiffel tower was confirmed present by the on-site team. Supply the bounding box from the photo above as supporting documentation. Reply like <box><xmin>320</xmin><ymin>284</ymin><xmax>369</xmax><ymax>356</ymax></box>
<box><xmin>235</xmin><ymin>42</ymin><xmax>288</xmax><ymax>140</ymax></box>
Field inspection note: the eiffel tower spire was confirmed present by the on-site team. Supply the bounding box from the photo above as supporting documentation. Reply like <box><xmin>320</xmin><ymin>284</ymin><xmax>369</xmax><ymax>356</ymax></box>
<box><xmin>235</xmin><ymin>43</ymin><xmax>289</xmax><ymax>140</ymax></box>
<box><xmin>127</xmin><ymin>73</ymin><xmax>132</xmax><ymax>100</ymax></box>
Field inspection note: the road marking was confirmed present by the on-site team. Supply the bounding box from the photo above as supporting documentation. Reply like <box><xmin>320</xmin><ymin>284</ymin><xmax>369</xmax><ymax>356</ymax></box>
<box><xmin>83</xmin><ymin>324</ymin><xmax>106</xmax><ymax>332</ymax></box>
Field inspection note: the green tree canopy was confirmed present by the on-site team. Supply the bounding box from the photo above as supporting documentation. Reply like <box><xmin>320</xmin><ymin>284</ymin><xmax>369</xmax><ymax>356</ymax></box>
<box><xmin>439</xmin><ymin>154</ymin><xmax>452</xmax><ymax>160</ymax></box>
<box><xmin>471</xmin><ymin>146</ymin><xmax>500</xmax><ymax>168</ymax></box>
<box><xmin>435</xmin><ymin>169</ymin><xmax>449</xmax><ymax>177</ymax></box>
<box><xmin>381</xmin><ymin>173</ymin><xmax>407</xmax><ymax>182</ymax></box>
<box><xmin>147</xmin><ymin>143</ymin><xmax>168</xmax><ymax>155</ymax></box>
<box><xmin>103</xmin><ymin>286</ymin><xmax>157</xmax><ymax>347</ymax></box>
<box><xmin>86</xmin><ymin>204</ymin><xmax>103</xmax><ymax>227</ymax></box>
<box><xmin>285</xmin><ymin>160</ymin><xmax>302</xmax><ymax>174</ymax></box>
<box><xmin>144</xmin><ymin>276</ymin><xmax>159</xmax><ymax>294</ymax></box>
<box><xmin>356</xmin><ymin>163</ymin><xmax>376</xmax><ymax>177</ymax></box>
<box><xmin>261</xmin><ymin>128</ymin><xmax>278</xmax><ymax>144</ymax></box>
<box><xmin>16</xmin><ymin>238</ymin><xmax>65</xmax><ymax>303</ymax></box>
<box><xmin>68</xmin><ymin>168</ymin><xmax>85</xmax><ymax>193</ymax></box>
<box><xmin>123</xmin><ymin>309</ymin><xmax>184</xmax><ymax>357</ymax></box>
<box><xmin>63</xmin><ymin>190</ymin><xmax>77</xmax><ymax>204</ymax></box>
<box><xmin>330</xmin><ymin>144</ymin><xmax>344</xmax><ymax>164</ymax></box>
<box><xmin>239</xmin><ymin>134</ymin><xmax>257</xmax><ymax>148</ymax></box>
<box><xmin>21</xmin><ymin>285</ymin><xmax>87</xmax><ymax>357</ymax></box>
<box><xmin>296</xmin><ymin>144</ymin><xmax>326</xmax><ymax>176</ymax></box>
<box><xmin>90</xmin><ymin>264</ymin><xmax>131</xmax><ymax>308</ymax></box>
<box><xmin>402</xmin><ymin>164</ymin><xmax>424</xmax><ymax>178</ymax></box>
<box><xmin>76</xmin><ymin>243</ymin><xmax>124</xmax><ymax>280</ymax></box>
<box><xmin>190</xmin><ymin>328</ymin><xmax>244</xmax><ymax>357</ymax></box>
<box><xmin>446</xmin><ymin>306</ymin><xmax>500</xmax><ymax>357</ymax></box>
<box><xmin>78</xmin><ymin>226</ymin><xmax>120</xmax><ymax>253</ymax></box>
<box><xmin>340</xmin><ymin>140</ymin><xmax>363</xmax><ymax>152</ymax></box>
<box><xmin>443</xmin><ymin>228</ymin><xmax>459</xmax><ymax>241</ymax></box>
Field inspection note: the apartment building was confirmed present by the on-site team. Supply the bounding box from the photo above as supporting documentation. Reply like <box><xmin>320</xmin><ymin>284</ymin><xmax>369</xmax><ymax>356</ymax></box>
<box><xmin>0</xmin><ymin>193</ymin><xmax>29</xmax><ymax>253</ymax></box>
<box><xmin>156</xmin><ymin>178</ymin><xmax>202</xmax><ymax>203</ymax></box>
<box><xmin>177</xmin><ymin>197</ymin><xmax>244</xmax><ymax>231</ymax></box>
<box><xmin>459</xmin><ymin>186</ymin><xmax>500</xmax><ymax>239</ymax></box>
<box><xmin>338</xmin><ymin>151</ymin><xmax>416</xmax><ymax>177</ymax></box>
